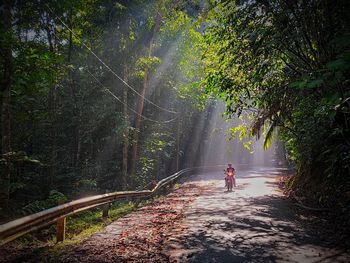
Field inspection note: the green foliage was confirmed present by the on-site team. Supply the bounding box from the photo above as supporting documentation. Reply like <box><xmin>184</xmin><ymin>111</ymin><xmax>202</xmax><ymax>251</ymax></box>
<box><xmin>21</xmin><ymin>190</ymin><xmax>68</xmax><ymax>215</ymax></box>
<box><xmin>135</xmin><ymin>56</ymin><xmax>161</xmax><ymax>78</ymax></box>
<box><xmin>201</xmin><ymin>0</ymin><xmax>350</xmax><ymax>205</ymax></box>
<box><xmin>136</xmin><ymin>131</ymin><xmax>176</xmax><ymax>187</ymax></box>
<box><xmin>160</xmin><ymin>9</ymin><xmax>191</xmax><ymax>38</ymax></box>
<box><xmin>227</xmin><ymin>117</ymin><xmax>253</xmax><ymax>151</ymax></box>
<box><xmin>0</xmin><ymin>0</ymin><xmax>206</xmax><ymax>219</ymax></box>
<box><xmin>263</xmin><ymin>121</ymin><xmax>278</xmax><ymax>151</ymax></box>
<box><xmin>15</xmin><ymin>201</ymin><xmax>135</xmax><ymax>251</ymax></box>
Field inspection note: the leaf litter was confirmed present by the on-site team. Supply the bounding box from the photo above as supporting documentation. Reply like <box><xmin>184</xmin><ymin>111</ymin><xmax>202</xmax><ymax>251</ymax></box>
<box><xmin>61</xmin><ymin>183</ymin><xmax>203</xmax><ymax>263</ymax></box>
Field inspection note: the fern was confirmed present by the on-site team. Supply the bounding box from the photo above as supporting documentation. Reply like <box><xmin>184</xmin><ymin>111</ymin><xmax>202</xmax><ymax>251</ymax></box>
<box><xmin>263</xmin><ymin>120</ymin><xmax>278</xmax><ymax>150</ymax></box>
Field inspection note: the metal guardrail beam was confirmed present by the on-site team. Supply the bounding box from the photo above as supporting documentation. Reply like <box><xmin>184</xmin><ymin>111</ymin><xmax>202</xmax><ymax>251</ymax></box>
<box><xmin>0</xmin><ymin>165</ymin><xmax>232</xmax><ymax>246</ymax></box>
<box><xmin>0</xmin><ymin>167</ymin><xmax>195</xmax><ymax>246</ymax></box>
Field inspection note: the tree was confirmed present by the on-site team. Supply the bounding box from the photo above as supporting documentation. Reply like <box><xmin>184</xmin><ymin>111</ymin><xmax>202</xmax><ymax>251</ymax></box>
<box><xmin>0</xmin><ymin>0</ymin><xmax>207</xmax><ymax>218</ymax></box>
<box><xmin>201</xmin><ymin>0</ymin><xmax>350</xmax><ymax>206</ymax></box>
<box><xmin>0</xmin><ymin>0</ymin><xmax>13</xmax><ymax>210</ymax></box>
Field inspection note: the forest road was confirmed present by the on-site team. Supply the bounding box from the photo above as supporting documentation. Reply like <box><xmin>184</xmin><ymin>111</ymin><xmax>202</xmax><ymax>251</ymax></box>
<box><xmin>166</xmin><ymin>168</ymin><xmax>350</xmax><ymax>263</ymax></box>
<box><xmin>58</xmin><ymin>167</ymin><xmax>350</xmax><ymax>263</ymax></box>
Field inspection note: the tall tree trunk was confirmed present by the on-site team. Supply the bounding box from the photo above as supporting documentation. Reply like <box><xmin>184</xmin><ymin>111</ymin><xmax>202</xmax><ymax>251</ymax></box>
<box><xmin>1</xmin><ymin>0</ymin><xmax>13</xmax><ymax>210</ymax></box>
<box><xmin>48</xmin><ymin>86</ymin><xmax>57</xmax><ymax>187</ymax></box>
<box><xmin>130</xmin><ymin>72</ymin><xmax>148</xmax><ymax>175</ymax></box>
<box><xmin>66</xmin><ymin>8</ymin><xmax>81</xmax><ymax>172</ymax></box>
<box><xmin>67</xmin><ymin>8</ymin><xmax>73</xmax><ymax>63</ymax></box>
<box><xmin>176</xmin><ymin>118</ymin><xmax>180</xmax><ymax>171</ymax></box>
<box><xmin>45</xmin><ymin>12</ymin><xmax>54</xmax><ymax>53</ymax></box>
<box><xmin>130</xmin><ymin>12</ymin><xmax>162</xmax><ymax>176</ymax></box>
<box><xmin>45</xmin><ymin>12</ymin><xmax>57</xmax><ymax>188</ymax></box>
<box><xmin>122</xmin><ymin>68</ymin><xmax>129</xmax><ymax>189</ymax></box>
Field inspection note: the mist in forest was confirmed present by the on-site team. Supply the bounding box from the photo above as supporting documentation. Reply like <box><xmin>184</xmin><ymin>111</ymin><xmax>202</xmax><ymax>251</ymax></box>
<box><xmin>184</xmin><ymin>102</ymin><xmax>287</xmax><ymax>170</ymax></box>
<box><xmin>0</xmin><ymin>0</ymin><xmax>289</xmax><ymax>219</ymax></box>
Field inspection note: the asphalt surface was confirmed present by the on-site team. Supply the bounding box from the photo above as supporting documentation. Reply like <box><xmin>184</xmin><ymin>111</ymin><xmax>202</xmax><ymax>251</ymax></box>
<box><xmin>166</xmin><ymin>167</ymin><xmax>350</xmax><ymax>263</ymax></box>
<box><xmin>4</xmin><ymin>167</ymin><xmax>349</xmax><ymax>263</ymax></box>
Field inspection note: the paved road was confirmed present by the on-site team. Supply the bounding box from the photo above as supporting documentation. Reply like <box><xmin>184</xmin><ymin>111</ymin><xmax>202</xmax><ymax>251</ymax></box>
<box><xmin>11</xmin><ymin>167</ymin><xmax>347</xmax><ymax>263</ymax></box>
<box><xmin>166</xmin><ymin>167</ymin><xmax>349</xmax><ymax>262</ymax></box>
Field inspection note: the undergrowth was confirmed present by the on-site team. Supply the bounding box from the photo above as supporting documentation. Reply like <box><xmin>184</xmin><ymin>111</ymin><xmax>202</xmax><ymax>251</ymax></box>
<box><xmin>2</xmin><ymin>191</ymin><xmax>168</xmax><ymax>261</ymax></box>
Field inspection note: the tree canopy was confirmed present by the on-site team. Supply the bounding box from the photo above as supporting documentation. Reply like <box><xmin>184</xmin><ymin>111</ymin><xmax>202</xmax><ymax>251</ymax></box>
<box><xmin>1</xmin><ymin>0</ymin><xmax>349</xmax><ymax>220</ymax></box>
<box><xmin>201</xmin><ymin>0</ymin><xmax>350</xmax><ymax>205</ymax></box>
<box><xmin>0</xmin><ymin>0</ymin><xmax>206</xmax><ymax>219</ymax></box>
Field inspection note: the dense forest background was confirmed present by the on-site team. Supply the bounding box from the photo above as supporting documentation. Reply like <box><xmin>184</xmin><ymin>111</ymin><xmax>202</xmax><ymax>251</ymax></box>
<box><xmin>1</xmin><ymin>0</ymin><xmax>349</xmax><ymax>222</ymax></box>
<box><xmin>0</xmin><ymin>0</ymin><xmax>208</xmax><ymax>220</ymax></box>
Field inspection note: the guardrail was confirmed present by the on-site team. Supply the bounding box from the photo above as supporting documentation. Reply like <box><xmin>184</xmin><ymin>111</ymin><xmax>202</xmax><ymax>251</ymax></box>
<box><xmin>1</xmin><ymin>167</ymin><xmax>209</xmax><ymax>246</ymax></box>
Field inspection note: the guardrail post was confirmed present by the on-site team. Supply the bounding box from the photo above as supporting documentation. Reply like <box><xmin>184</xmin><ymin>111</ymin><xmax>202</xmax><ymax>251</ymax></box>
<box><xmin>102</xmin><ymin>203</ymin><xmax>110</xmax><ymax>218</ymax></box>
<box><xmin>56</xmin><ymin>216</ymin><xmax>66</xmax><ymax>242</ymax></box>
<box><xmin>0</xmin><ymin>167</ymin><xmax>201</xmax><ymax>246</ymax></box>
<box><xmin>133</xmin><ymin>197</ymin><xmax>141</xmax><ymax>207</ymax></box>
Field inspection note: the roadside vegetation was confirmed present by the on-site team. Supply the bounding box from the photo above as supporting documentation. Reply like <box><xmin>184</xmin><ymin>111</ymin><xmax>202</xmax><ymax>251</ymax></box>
<box><xmin>200</xmin><ymin>0</ymin><xmax>350</xmax><ymax>212</ymax></box>
<box><xmin>1</xmin><ymin>0</ymin><xmax>349</xmax><ymax>251</ymax></box>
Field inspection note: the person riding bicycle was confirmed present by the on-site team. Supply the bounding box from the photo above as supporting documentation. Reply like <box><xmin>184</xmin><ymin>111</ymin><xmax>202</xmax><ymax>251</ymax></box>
<box><xmin>225</xmin><ymin>163</ymin><xmax>236</xmax><ymax>187</ymax></box>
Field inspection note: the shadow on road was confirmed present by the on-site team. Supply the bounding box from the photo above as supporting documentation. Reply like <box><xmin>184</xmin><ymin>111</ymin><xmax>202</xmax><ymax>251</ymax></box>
<box><xmin>169</xmin><ymin>175</ymin><xmax>348</xmax><ymax>263</ymax></box>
